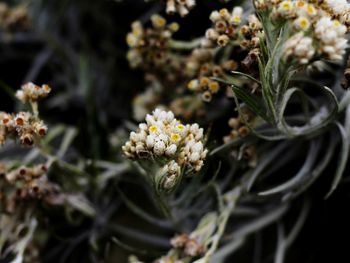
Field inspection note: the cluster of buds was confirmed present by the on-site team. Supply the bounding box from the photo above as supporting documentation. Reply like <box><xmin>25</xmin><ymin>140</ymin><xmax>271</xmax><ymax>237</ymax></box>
<box><xmin>122</xmin><ymin>108</ymin><xmax>208</xmax><ymax>191</ymax></box>
<box><xmin>239</xmin><ymin>14</ymin><xmax>263</xmax><ymax>50</ymax></box>
<box><xmin>204</xmin><ymin>7</ymin><xmax>244</xmax><ymax>47</ymax></box>
<box><xmin>223</xmin><ymin>109</ymin><xmax>257</xmax><ymax>167</ymax></box>
<box><xmin>170</xmin><ymin>233</ymin><xmax>205</xmax><ymax>257</ymax></box>
<box><xmin>126</xmin><ymin>15</ymin><xmax>180</xmax><ymax>70</ymax></box>
<box><xmin>15</xmin><ymin>82</ymin><xmax>51</xmax><ymax>104</ymax></box>
<box><xmin>283</xmin><ymin>32</ymin><xmax>315</xmax><ymax>64</ymax></box>
<box><xmin>0</xmin><ymin>82</ymin><xmax>50</xmax><ymax>146</ymax></box>
<box><xmin>223</xmin><ymin>107</ymin><xmax>256</xmax><ymax>143</ymax></box>
<box><xmin>187</xmin><ymin>59</ymin><xmax>238</xmax><ymax>102</ymax></box>
<box><xmin>262</xmin><ymin>0</ymin><xmax>349</xmax><ymax>64</ymax></box>
<box><xmin>163</xmin><ymin>0</ymin><xmax>196</xmax><ymax>17</ymax></box>
<box><xmin>314</xmin><ymin>17</ymin><xmax>348</xmax><ymax>61</ymax></box>
<box><xmin>322</xmin><ymin>0</ymin><xmax>350</xmax><ymax>26</ymax></box>
<box><xmin>0</xmin><ymin>111</ymin><xmax>47</xmax><ymax>146</ymax></box>
<box><xmin>0</xmin><ymin>3</ymin><xmax>30</xmax><ymax>32</ymax></box>
<box><xmin>0</xmin><ymin>164</ymin><xmax>63</xmax><ymax>214</ymax></box>
<box><xmin>185</xmin><ymin>48</ymin><xmax>214</xmax><ymax>77</ymax></box>
<box><xmin>155</xmin><ymin>160</ymin><xmax>181</xmax><ymax>193</ymax></box>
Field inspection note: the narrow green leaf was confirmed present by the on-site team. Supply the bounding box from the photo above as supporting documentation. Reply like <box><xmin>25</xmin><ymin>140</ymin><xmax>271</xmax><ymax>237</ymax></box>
<box><xmin>325</xmin><ymin>122</ymin><xmax>350</xmax><ymax>198</ymax></box>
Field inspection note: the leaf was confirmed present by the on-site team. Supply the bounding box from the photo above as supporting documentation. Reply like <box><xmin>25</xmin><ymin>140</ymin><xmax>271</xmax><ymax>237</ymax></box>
<box><xmin>231</xmin><ymin>85</ymin><xmax>270</xmax><ymax>121</ymax></box>
<box><xmin>258</xmin><ymin>140</ymin><xmax>321</xmax><ymax>196</ymax></box>
<box><xmin>57</xmin><ymin>127</ymin><xmax>77</xmax><ymax>158</ymax></box>
<box><xmin>212</xmin><ymin>204</ymin><xmax>289</xmax><ymax>263</ymax></box>
<box><xmin>209</xmin><ymin>136</ymin><xmax>246</xmax><ymax>156</ymax></box>
<box><xmin>325</xmin><ymin>122</ymin><xmax>350</xmax><ymax>198</ymax></box>
<box><xmin>274</xmin><ymin>200</ymin><xmax>310</xmax><ymax>263</ymax></box>
<box><xmin>211</xmin><ymin>77</ymin><xmax>270</xmax><ymax>122</ymax></box>
<box><xmin>283</xmin><ymin>134</ymin><xmax>336</xmax><ymax>201</ymax></box>
<box><xmin>246</xmin><ymin>141</ymin><xmax>292</xmax><ymax>191</ymax></box>
<box><xmin>230</xmin><ymin>71</ymin><xmax>261</xmax><ymax>85</ymax></box>
<box><xmin>116</xmin><ymin>187</ymin><xmax>173</xmax><ymax>229</ymax></box>
<box><xmin>65</xmin><ymin>194</ymin><xmax>96</xmax><ymax>217</ymax></box>
<box><xmin>277</xmin><ymin>86</ymin><xmax>339</xmax><ymax>137</ymax></box>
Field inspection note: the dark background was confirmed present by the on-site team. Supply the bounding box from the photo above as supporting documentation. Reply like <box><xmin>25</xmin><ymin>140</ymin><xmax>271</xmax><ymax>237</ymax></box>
<box><xmin>1</xmin><ymin>1</ymin><xmax>350</xmax><ymax>262</ymax></box>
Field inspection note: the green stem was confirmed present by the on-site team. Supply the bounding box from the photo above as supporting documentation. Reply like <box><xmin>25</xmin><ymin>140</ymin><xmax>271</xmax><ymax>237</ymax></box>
<box><xmin>169</xmin><ymin>38</ymin><xmax>202</xmax><ymax>50</ymax></box>
<box><xmin>30</xmin><ymin>101</ymin><xmax>39</xmax><ymax>117</ymax></box>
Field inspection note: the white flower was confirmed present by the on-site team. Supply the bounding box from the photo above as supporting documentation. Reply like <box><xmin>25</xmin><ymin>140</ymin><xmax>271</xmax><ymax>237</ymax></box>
<box><xmin>283</xmin><ymin>32</ymin><xmax>315</xmax><ymax>64</ymax></box>
<box><xmin>146</xmin><ymin>135</ymin><xmax>155</xmax><ymax>148</ymax></box>
<box><xmin>209</xmin><ymin>11</ymin><xmax>221</xmax><ymax>23</ymax></box>
<box><xmin>154</xmin><ymin>140</ymin><xmax>166</xmax><ymax>155</ymax></box>
<box><xmin>166</xmin><ymin>144</ymin><xmax>177</xmax><ymax>156</ymax></box>
<box><xmin>191</xmin><ymin>142</ymin><xmax>203</xmax><ymax>153</ymax></box>
<box><xmin>165</xmin><ymin>0</ymin><xmax>196</xmax><ymax>17</ymax></box>
<box><xmin>314</xmin><ymin>17</ymin><xmax>348</xmax><ymax>61</ymax></box>
<box><xmin>327</xmin><ymin>0</ymin><xmax>348</xmax><ymax>12</ymax></box>
<box><xmin>293</xmin><ymin>16</ymin><xmax>310</xmax><ymax>30</ymax></box>
<box><xmin>189</xmin><ymin>152</ymin><xmax>200</xmax><ymax>162</ymax></box>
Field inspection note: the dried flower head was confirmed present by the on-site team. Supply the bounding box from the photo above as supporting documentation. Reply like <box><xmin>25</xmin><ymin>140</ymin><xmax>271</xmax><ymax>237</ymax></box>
<box><xmin>187</xmin><ymin>55</ymin><xmax>238</xmax><ymax>102</ymax></box>
<box><xmin>163</xmin><ymin>0</ymin><xmax>196</xmax><ymax>17</ymax></box>
<box><xmin>0</xmin><ymin>3</ymin><xmax>30</xmax><ymax>32</ymax></box>
<box><xmin>16</xmin><ymin>82</ymin><xmax>51</xmax><ymax>104</ymax></box>
<box><xmin>126</xmin><ymin>15</ymin><xmax>180</xmax><ymax>70</ymax></box>
<box><xmin>0</xmin><ymin>164</ymin><xmax>63</xmax><ymax>214</ymax></box>
<box><xmin>204</xmin><ymin>7</ymin><xmax>244</xmax><ymax>47</ymax></box>
<box><xmin>0</xmin><ymin>83</ymin><xmax>50</xmax><ymax>146</ymax></box>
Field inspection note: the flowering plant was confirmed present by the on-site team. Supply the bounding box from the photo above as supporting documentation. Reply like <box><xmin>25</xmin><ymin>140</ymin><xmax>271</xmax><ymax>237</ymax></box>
<box><xmin>1</xmin><ymin>0</ymin><xmax>350</xmax><ymax>262</ymax></box>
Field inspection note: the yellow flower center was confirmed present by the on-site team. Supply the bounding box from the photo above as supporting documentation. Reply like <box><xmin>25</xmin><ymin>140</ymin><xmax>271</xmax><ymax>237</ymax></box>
<box><xmin>209</xmin><ymin>81</ymin><xmax>220</xmax><ymax>93</ymax></box>
<box><xmin>281</xmin><ymin>1</ymin><xmax>292</xmax><ymax>11</ymax></box>
<box><xmin>298</xmin><ymin>17</ymin><xmax>310</xmax><ymax>29</ymax></box>
<box><xmin>306</xmin><ymin>4</ymin><xmax>316</xmax><ymax>15</ymax></box>
<box><xmin>149</xmin><ymin>125</ymin><xmax>158</xmax><ymax>133</ymax></box>
<box><xmin>169</xmin><ymin>22</ymin><xmax>179</xmax><ymax>32</ymax></box>
<box><xmin>170</xmin><ymin>133</ymin><xmax>181</xmax><ymax>143</ymax></box>
<box><xmin>199</xmin><ymin>77</ymin><xmax>210</xmax><ymax>87</ymax></box>
<box><xmin>296</xmin><ymin>0</ymin><xmax>305</xmax><ymax>7</ymax></box>
<box><xmin>232</xmin><ymin>15</ymin><xmax>241</xmax><ymax>24</ymax></box>
<box><xmin>219</xmin><ymin>8</ymin><xmax>228</xmax><ymax>17</ymax></box>
<box><xmin>151</xmin><ymin>15</ymin><xmax>166</xmax><ymax>28</ymax></box>
<box><xmin>177</xmin><ymin>124</ymin><xmax>185</xmax><ymax>131</ymax></box>
<box><xmin>333</xmin><ymin>20</ymin><xmax>341</xmax><ymax>27</ymax></box>
<box><xmin>188</xmin><ymin>80</ymin><xmax>198</xmax><ymax>90</ymax></box>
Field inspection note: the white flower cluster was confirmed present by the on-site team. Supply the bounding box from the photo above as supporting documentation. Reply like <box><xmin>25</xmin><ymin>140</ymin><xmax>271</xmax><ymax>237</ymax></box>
<box><xmin>283</xmin><ymin>32</ymin><xmax>315</xmax><ymax>64</ymax></box>
<box><xmin>272</xmin><ymin>0</ymin><xmax>318</xmax><ymax>19</ymax></box>
<box><xmin>275</xmin><ymin>1</ymin><xmax>349</xmax><ymax>64</ymax></box>
<box><xmin>314</xmin><ymin>17</ymin><xmax>348</xmax><ymax>61</ymax></box>
<box><xmin>126</xmin><ymin>15</ymin><xmax>179</xmax><ymax>69</ymax></box>
<box><xmin>16</xmin><ymin>82</ymin><xmax>51</xmax><ymax>103</ymax></box>
<box><xmin>324</xmin><ymin>0</ymin><xmax>350</xmax><ymax>24</ymax></box>
<box><xmin>165</xmin><ymin>0</ymin><xmax>196</xmax><ymax>17</ymax></box>
<box><xmin>122</xmin><ymin>108</ymin><xmax>208</xmax><ymax>172</ymax></box>
<box><xmin>159</xmin><ymin>160</ymin><xmax>181</xmax><ymax>190</ymax></box>
<box><xmin>204</xmin><ymin>7</ymin><xmax>243</xmax><ymax>47</ymax></box>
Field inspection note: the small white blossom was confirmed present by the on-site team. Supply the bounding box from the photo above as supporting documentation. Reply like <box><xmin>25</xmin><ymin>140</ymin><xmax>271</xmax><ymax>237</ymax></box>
<box><xmin>283</xmin><ymin>32</ymin><xmax>315</xmax><ymax>64</ymax></box>
<box><xmin>314</xmin><ymin>17</ymin><xmax>348</xmax><ymax>61</ymax></box>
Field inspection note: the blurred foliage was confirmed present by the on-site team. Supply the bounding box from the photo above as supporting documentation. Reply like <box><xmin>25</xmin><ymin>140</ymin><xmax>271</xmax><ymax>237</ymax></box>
<box><xmin>1</xmin><ymin>0</ymin><xmax>350</xmax><ymax>263</ymax></box>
